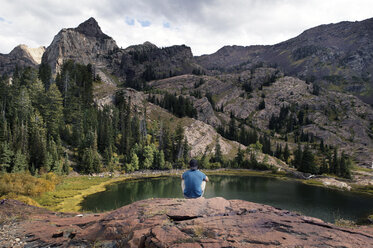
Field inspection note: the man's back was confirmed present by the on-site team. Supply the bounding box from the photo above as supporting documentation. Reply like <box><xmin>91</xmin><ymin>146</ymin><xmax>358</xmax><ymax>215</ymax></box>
<box><xmin>182</xmin><ymin>169</ymin><xmax>207</xmax><ymax>198</ymax></box>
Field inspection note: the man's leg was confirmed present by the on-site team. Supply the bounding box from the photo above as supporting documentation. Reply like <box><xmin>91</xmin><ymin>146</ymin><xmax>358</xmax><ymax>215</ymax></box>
<box><xmin>201</xmin><ymin>181</ymin><xmax>206</xmax><ymax>196</ymax></box>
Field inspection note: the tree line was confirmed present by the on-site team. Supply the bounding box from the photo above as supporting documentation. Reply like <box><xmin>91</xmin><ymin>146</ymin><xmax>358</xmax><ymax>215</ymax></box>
<box><xmin>0</xmin><ymin>61</ymin><xmax>194</xmax><ymax>175</ymax></box>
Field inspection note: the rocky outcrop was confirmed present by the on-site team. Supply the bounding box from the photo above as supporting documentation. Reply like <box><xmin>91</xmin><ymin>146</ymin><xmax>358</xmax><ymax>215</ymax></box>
<box><xmin>41</xmin><ymin>17</ymin><xmax>200</xmax><ymax>86</ymax></box>
<box><xmin>118</xmin><ymin>43</ymin><xmax>200</xmax><ymax>83</ymax></box>
<box><xmin>184</xmin><ymin>120</ymin><xmax>240</xmax><ymax>157</ymax></box>
<box><xmin>0</xmin><ymin>44</ymin><xmax>45</xmax><ymax>76</ymax></box>
<box><xmin>42</xmin><ymin>17</ymin><xmax>118</xmax><ymax>75</ymax></box>
<box><xmin>1</xmin><ymin>198</ymin><xmax>373</xmax><ymax>247</ymax></box>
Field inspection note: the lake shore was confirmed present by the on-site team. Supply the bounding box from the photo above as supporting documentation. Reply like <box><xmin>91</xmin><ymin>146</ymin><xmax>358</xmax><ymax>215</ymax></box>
<box><xmin>31</xmin><ymin>168</ymin><xmax>373</xmax><ymax>215</ymax></box>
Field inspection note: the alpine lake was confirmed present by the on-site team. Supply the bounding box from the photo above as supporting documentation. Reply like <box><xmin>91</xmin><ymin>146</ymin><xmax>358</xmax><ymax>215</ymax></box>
<box><xmin>80</xmin><ymin>175</ymin><xmax>373</xmax><ymax>223</ymax></box>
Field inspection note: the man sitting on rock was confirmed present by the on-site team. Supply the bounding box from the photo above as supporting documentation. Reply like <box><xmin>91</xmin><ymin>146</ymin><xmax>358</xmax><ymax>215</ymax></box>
<box><xmin>181</xmin><ymin>159</ymin><xmax>209</xmax><ymax>198</ymax></box>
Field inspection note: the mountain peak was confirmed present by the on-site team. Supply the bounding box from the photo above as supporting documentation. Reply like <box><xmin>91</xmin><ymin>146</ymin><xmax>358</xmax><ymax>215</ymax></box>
<box><xmin>10</xmin><ymin>44</ymin><xmax>45</xmax><ymax>64</ymax></box>
<box><xmin>75</xmin><ymin>17</ymin><xmax>110</xmax><ymax>39</ymax></box>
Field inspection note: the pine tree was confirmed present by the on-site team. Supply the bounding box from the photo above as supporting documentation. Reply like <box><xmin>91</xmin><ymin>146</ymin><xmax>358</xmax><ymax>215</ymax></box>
<box><xmin>293</xmin><ymin>143</ymin><xmax>302</xmax><ymax>169</ymax></box>
<box><xmin>320</xmin><ymin>158</ymin><xmax>329</xmax><ymax>174</ymax></box>
<box><xmin>38</xmin><ymin>63</ymin><xmax>52</xmax><ymax>90</ymax></box>
<box><xmin>214</xmin><ymin>139</ymin><xmax>223</xmax><ymax>163</ymax></box>
<box><xmin>130</xmin><ymin>152</ymin><xmax>139</xmax><ymax>171</ymax></box>
<box><xmin>300</xmin><ymin>145</ymin><xmax>318</xmax><ymax>174</ymax></box>
<box><xmin>183</xmin><ymin>138</ymin><xmax>190</xmax><ymax>163</ymax></box>
<box><xmin>158</xmin><ymin>150</ymin><xmax>166</xmax><ymax>170</ymax></box>
<box><xmin>62</xmin><ymin>154</ymin><xmax>69</xmax><ymax>175</ymax></box>
<box><xmin>43</xmin><ymin>84</ymin><xmax>63</xmax><ymax>138</ymax></box>
<box><xmin>234</xmin><ymin>147</ymin><xmax>244</xmax><ymax>168</ymax></box>
<box><xmin>331</xmin><ymin>148</ymin><xmax>339</xmax><ymax>175</ymax></box>
<box><xmin>275</xmin><ymin>143</ymin><xmax>282</xmax><ymax>159</ymax></box>
<box><xmin>258</xmin><ymin>99</ymin><xmax>265</xmax><ymax>110</ymax></box>
<box><xmin>0</xmin><ymin>142</ymin><xmax>14</xmax><ymax>172</ymax></box>
<box><xmin>319</xmin><ymin>139</ymin><xmax>325</xmax><ymax>152</ymax></box>
<box><xmin>283</xmin><ymin>144</ymin><xmax>290</xmax><ymax>163</ymax></box>
<box><xmin>339</xmin><ymin>152</ymin><xmax>352</xmax><ymax>179</ymax></box>
<box><xmin>142</xmin><ymin>145</ymin><xmax>155</xmax><ymax>169</ymax></box>
<box><xmin>175</xmin><ymin>124</ymin><xmax>184</xmax><ymax>160</ymax></box>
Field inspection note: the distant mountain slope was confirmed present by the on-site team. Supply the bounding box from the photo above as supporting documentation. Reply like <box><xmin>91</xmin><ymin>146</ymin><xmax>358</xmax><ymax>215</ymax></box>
<box><xmin>0</xmin><ymin>44</ymin><xmax>45</xmax><ymax>76</ymax></box>
<box><xmin>196</xmin><ymin>18</ymin><xmax>373</xmax><ymax>103</ymax></box>
<box><xmin>148</xmin><ymin>68</ymin><xmax>373</xmax><ymax>167</ymax></box>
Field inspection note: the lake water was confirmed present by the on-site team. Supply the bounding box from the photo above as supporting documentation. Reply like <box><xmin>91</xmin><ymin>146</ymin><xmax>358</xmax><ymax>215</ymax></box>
<box><xmin>80</xmin><ymin>175</ymin><xmax>373</xmax><ymax>223</ymax></box>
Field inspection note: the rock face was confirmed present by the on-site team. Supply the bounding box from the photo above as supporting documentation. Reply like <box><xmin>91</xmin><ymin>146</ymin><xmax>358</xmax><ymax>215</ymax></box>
<box><xmin>42</xmin><ymin>17</ymin><xmax>118</xmax><ymax>75</ymax></box>
<box><xmin>0</xmin><ymin>44</ymin><xmax>45</xmax><ymax>76</ymax></box>
<box><xmin>1</xmin><ymin>198</ymin><xmax>373</xmax><ymax>247</ymax></box>
<box><xmin>196</xmin><ymin>17</ymin><xmax>373</xmax><ymax>103</ymax></box>
<box><xmin>42</xmin><ymin>17</ymin><xmax>200</xmax><ymax>85</ymax></box>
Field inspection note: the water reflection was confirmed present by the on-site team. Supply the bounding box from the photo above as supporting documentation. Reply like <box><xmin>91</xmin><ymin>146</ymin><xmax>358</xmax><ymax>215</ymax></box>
<box><xmin>80</xmin><ymin>175</ymin><xmax>373</xmax><ymax>223</ymax></box>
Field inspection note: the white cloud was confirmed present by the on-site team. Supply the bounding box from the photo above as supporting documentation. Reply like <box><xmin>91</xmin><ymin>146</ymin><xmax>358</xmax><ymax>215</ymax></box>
<box><xmin>0</xmin><ymin>0</ymin><xmax>373</xmax><ymax>55</ymax></box>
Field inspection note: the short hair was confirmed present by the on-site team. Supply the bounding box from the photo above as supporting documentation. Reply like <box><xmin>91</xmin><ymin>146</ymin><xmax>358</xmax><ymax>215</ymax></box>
<box><xmin>189</xmin><ymin>159</ymin><xmax>198</xmax><ymax>169</ymax></box>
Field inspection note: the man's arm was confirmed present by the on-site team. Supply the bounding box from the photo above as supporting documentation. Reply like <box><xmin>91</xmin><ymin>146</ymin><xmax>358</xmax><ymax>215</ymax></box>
<box><xmin>204</xmin><ymin>176</ymin><xmax>209</xmax><ymax>182</ymax></box>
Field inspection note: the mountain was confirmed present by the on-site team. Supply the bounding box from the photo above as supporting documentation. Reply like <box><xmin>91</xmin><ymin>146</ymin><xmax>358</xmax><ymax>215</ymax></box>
<box><xmin>41</xmin><ymin>17</ymin><xmax>118</xmax><ymax>76</ymax></box>
<box><xmin>0</xmin><ymin>44</ymin><xmax>45</xmax><ymax>76</ymax></box>
<box><xmin>196</xmin><ymin>18</ymin><xmax>373</xmax><ymax>104</ymax></box>
<box><xmin>1</xmin><ymin>17</ymin><xmax>373</xmax><ymax>170</ymax></box>
<box><xmin>148</xmin><ymin>67</ymin><xmax>373</xmax><ymax>167</ymax></box>
<box><xmin>42</xmin><ymin>17</ymin><xmax>200</xmax><ymax>86</ymax></box>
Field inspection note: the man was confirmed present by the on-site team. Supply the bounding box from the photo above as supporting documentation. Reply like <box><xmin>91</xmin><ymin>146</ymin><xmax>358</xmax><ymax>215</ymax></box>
<box><xmin>181</xmin><ymin>159</ymin><xmax>209</xmax><ymax>198</ymax></box>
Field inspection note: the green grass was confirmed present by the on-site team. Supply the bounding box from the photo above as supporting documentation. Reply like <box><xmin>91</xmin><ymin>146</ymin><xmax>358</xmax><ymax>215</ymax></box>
<box><xmin>350</xmin><ymin>184</ymin><xmax>373</xmax><ymax>195</ymax></box>
<box><xmin>352</xmin><ymin>165</ymin><xmax>373</xmax><ymax>173</ymax></box>
<box><xmin>34</xmin><ymin>176</ymin><xmax>112</xmax><ymax>210</ymax></box>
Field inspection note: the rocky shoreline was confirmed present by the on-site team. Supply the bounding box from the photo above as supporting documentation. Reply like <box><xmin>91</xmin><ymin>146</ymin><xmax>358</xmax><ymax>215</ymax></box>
<box><xmin>1</xmin><ymin>198</ymin><xmax>373</xmax><ymax>247</ymax></box>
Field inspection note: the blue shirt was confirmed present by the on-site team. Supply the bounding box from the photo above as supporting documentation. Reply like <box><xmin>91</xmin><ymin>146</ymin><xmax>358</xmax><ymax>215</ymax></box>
<box><xmin>182</xmin><ymin>169</ymin><xmax>207</xmax><ymax>198</ymax></box>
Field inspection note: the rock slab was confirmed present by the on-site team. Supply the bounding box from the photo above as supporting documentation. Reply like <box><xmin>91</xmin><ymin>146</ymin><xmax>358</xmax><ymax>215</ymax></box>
<box><xmin>1</xmin><ymin>198</ymin><xmax>373</xmax><ymax>247</ymax></box>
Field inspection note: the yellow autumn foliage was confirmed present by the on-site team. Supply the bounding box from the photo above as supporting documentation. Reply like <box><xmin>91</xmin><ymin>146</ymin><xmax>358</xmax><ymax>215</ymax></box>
<box><xmin>0</xmin><ymin>172</ymin><xmax>59</xmax><ymax>197</ymax></box>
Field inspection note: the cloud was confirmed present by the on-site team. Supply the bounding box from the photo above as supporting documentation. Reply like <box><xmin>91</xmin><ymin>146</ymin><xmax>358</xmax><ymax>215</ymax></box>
<box><xmin>0</xmin><ymin>0</ymin><xmax>373</xmax><ymax>55</ymax></box>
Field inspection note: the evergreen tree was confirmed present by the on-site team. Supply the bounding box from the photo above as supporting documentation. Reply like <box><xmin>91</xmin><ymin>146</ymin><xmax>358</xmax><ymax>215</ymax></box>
<box><xmin>258</xmin><ymin>99</ymin><xmax>265</xmax><ymax>110</ymax></box>
<box><xmin>228</xmin><ymin>117</ymin><xmax>237</xmax><ymax>140</ymax></box>
<box><xmin>158</xmin><ymin>150</ymin><xmax>166</xmax><ymax>170</ymax></box>
<box><xmin>38</xmin><ymin>63</ymin><xmax>52</xmax><ymax>90</ymax></box>
<box><xmin>283</xmin><ymin>144</ymin><xmax>290</xmax><ymax>162</ymax></box>
<box><xmin>299</xmin><ymin>145</ymin><xmax>318</xmax><ymax>174</ymax></box>
<box><xmin>234</xmin><ymin>147</ymin><xmax>244</xmax><ymax>168</ymax></box>
<box><xmin>214</xmin><ymin>139</ymin><xmax>223</xmax><ymax>163</ymax></box>
<box><xmin>331</xmin><ymin>148</ymin><xmax>339</xmax><ymax>175</ymax></box>
<box><xmin>0</xmin><ymin>142</ymin><xmax>13</xmax><ymax>172</ymax></box>
<box><xmin>320</xmin><ymin>158</ymin><xmax>329</xmax><ymax>174</ymax></box>
<box><xmin>43</xmin><ymin>84</ymin><xmax>63</xmax><ymax>138</ymax></box>
<box><xmin>274</xmin><ymin>143</ymin><xmax>282</xmax><ymax>159</ymax></box>
<box><xmin>293</xmin><ymin>143</ymin><xmax>302</xmax><ymax>169</ymax></box>
<box><xmin>142</xmin><ymin>145</ymin><xmax>155</xmax><ymax>169</ymax></box>
<box><xmin>130</xmin><ymin>152</ymin><xmax>139</xmax><ymax>171</ymax></box>
<box><xmin>339</xmin><ymin>152</ymin><xmax>352</xmax><ymax>179</ymax></box>
<box><xmin>183</xmin><ymin>138</ymin><xmax>190</xmax><ymax>163</ymax></box>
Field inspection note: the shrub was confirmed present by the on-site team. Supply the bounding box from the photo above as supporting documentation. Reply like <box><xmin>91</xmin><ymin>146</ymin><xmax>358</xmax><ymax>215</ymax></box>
<box><xmin>0</xmin><ymin>173</ymin><xmax>58</xmax><ymax>197</ymax></box>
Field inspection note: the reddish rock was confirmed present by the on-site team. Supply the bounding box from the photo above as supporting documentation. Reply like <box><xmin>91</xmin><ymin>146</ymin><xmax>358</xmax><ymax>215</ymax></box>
<box><xmin>1</xmin><ymin>197</ymin><xmax>373</xmax><ymax>247</ymax></box>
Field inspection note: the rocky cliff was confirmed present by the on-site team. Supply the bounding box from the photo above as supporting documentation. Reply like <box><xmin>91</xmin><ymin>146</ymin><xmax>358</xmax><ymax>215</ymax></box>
<box><xmin>1</xmin><ymin>198</ymin><xmax>372</xmax><ymax>247</ymax></box>
<box><xmin>41</xmin><ymin>17</ymin><xmax>118</xmax><ymax>76</ymax></box>
<box><xmin>41</xmin><ymin>17</ymin><xmax>200</xmax><ymax>86</ymax></box>
<box><xmin>196</xmin><ymin>17</ymin><xmax>373</xmax><ymax>103</ymax></box>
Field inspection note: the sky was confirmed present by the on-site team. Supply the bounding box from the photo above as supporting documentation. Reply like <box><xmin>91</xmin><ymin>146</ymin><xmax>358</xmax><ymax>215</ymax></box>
<box><xmin>1</xmin><ymin>0</ymin><xmax>373</xmax><ymax>56</ymax></box>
